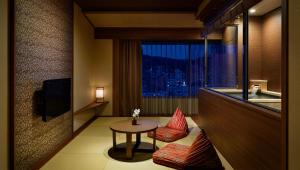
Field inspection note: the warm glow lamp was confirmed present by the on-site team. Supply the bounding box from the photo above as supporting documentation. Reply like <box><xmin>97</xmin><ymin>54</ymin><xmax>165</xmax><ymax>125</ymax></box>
<box><xmin>96</xmin><ymin>87</ymin><xmax>104</xmax><ymax>103</ymax></box>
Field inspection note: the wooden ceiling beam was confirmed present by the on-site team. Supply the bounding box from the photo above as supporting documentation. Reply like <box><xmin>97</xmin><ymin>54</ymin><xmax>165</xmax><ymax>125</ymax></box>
<box><xmin>203</xmin><ymin>0</ymin><xmax>262</xmax><ymax>35</ymax></box>
<box><xmin>75</xmin><ymin>0</ymin><xmax>204</xmax><ymax>13</ymax></box>
<box><xmin>94</xmin><ymin>27</ymin><xmax>204</xmax><ymax>40</ymax></box>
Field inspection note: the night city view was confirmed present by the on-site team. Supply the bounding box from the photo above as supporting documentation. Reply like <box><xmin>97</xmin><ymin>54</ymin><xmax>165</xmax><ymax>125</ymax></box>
<box><xmin>142</xmin><ymin>42</ymin><xmax>205</xmax><ymax>97</ymax></box>
<box><xmin>142</xmin><ymin>41</ymin><xmax>237</xmax><ymax>97</ymax></box>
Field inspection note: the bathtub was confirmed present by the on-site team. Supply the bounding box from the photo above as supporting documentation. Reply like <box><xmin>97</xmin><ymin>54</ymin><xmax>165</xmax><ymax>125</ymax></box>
<box><xmin>211</xmin><ymin>88</ymin><xmax>281</xmax><ymax>111</ymax></box>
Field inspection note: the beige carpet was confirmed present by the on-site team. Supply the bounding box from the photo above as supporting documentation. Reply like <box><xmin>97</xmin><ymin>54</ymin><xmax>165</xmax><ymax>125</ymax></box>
<box><xmin>41</xmin><ymin>117</ymin><xmax>233</xmax><ymax>170</ymax></box>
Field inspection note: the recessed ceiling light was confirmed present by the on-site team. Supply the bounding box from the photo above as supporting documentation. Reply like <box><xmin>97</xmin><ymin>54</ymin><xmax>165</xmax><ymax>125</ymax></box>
<box><xmin>249</xmin><ymin>9</ymin><xmax>256</xmax><ymax>14</ymax></box>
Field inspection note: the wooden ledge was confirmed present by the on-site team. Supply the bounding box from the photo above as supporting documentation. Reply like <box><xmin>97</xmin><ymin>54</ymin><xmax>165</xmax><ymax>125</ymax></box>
<box><xmin>74</xmin><ymin>101</ymin><xmax>109</xmax><ymax>115</ymax></box>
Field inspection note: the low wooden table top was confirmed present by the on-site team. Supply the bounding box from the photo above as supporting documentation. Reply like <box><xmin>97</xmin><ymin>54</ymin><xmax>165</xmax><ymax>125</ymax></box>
<box><xmin>110</xmin><ymin>119</ymin><xmax>158</xmax><ymax>134</ymax></box>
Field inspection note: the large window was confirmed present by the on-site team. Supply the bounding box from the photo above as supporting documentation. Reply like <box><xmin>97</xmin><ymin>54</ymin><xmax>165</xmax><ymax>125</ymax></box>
<box><xmin>207</xmin><ymin>23</ymin><xmax>243</xmax><ymax>100</ymax></box>
<box><xmin>142</xmin><ymin>42</ymin><xmax>205</xmax><ymax>97</ymax></box>
<box><xmin>207</xmin><ymin>39</ymin><xmax>238</xmax><ymax>88</ymax></box>
<box><xmin>206</xmin><ymin>0</ymin><xmax>282</xmax><ymax>112</ymax></box>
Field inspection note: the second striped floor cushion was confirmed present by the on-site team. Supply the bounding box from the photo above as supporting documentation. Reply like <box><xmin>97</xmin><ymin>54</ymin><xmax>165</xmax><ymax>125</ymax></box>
<box><xmin>152</xmin><ymin>132</ymin><xmax>224</xmax><ymax>170</ymax></box>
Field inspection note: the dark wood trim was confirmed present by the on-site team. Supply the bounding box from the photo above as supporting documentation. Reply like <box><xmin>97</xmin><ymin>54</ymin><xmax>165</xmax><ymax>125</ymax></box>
<box><xmin>71</xmin><ymin>0</ymin><xmax>74</xmax><ymax>147</ymax></box>
<box><xmin>112</xmin><ymin>39</ymin><xmax>119</xmax><ymax>117</ymax></box>
<box><xmin>72</xmin><ymin>116</ymin><xmax>97</xmax><ymax>136</ymax></box>
<box><xmin>281</xmin><ymin>0</ymin><xmax>288</xmax><ymax>169</ymax></box>
<box><xmin>74</xmin><ymin>1</ymin><xmax>95</xmax><ymax>28</ymax></box>
<box><xmin>243</xmin><ymin>11</ymin><xmax>249</xmax><ymax>100</ymax></box>
<box><xmin>83</xmin><ymin>13</ymin><xmax>95</xmax><ymax>28</ymax></box>
<box><xmin>84</xmin><ymin>11</ymin><xmax>197</xmax><ymax>14</ymax></box>
<box><xmin>9</xmin><ymin>0</ymin><xmax>15</xmax><ymax>169</ymax></box>
<box><xmin>96</xmin><ymin>115</ymin><xmax>179</xmax><ymax>117</ymax></box>
<box><xmin>83</xmin><ymin>9</ymin><xmax>198</xmax><ymax>13</ymax></box>
<box><xmin>96</xmin><ymin>115</ymin><xmax>116</xmax><ymax>117</ymax></box>
<box><xmin>95</xmin><ymin>27</ymin><xmax>203</xmax><ymax>40</ymax></box>
<box><xmin>32</xmin><ymin>116</ymin><xmax>97</xmax><ymax>170</ymax></box>
<box><xmin>74</xmin><ymin>2</ymin><xmax>95</xmax><ymax>28</ymax></box>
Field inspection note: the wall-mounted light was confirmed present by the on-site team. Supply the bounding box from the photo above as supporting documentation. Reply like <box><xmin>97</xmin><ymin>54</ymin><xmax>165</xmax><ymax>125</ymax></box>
<box><xmin>249</xmin><ymin>9</ymin><xmax>256</xmax><ymax>14</ymax></box>
<box><xmin>96</xmin><ymin>87</ymin><xmax>104</xmax><ymax>103</ymax></box>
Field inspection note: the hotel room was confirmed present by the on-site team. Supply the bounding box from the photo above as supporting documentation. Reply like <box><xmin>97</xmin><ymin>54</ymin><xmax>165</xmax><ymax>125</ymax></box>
<box><xmin>0</xmin><ymin>0</ymin><xmax>300</xmax><ymax>169</ymax></box>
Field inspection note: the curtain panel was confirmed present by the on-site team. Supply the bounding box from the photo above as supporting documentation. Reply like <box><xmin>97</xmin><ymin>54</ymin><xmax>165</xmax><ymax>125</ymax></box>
<box><xmin>142</xmin><ymin>97</ymin><xmax>198</xmax><ymax>115</ymax></box>
<box><xmin>113</xmin><ymin>40</ymin><xmax>203</xmax><ymax>116</ymax></box>
<box><xmin>113</xmin><ymin>39</ymin><xmax>142</xmax><ymax>116</ymax></box>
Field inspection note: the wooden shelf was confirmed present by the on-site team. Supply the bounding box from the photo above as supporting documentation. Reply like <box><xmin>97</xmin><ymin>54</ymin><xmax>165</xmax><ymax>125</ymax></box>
<box><xmin>74</xmin><ymin>101</ymin><xmax>109</xmax><ymax>115</ymax></box>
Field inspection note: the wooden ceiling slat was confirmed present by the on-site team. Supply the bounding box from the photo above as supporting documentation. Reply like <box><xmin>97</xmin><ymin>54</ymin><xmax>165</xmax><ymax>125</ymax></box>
<box><xmin>203</xmin><ymin>0</ymin><xmax>262</xmax><ymax>35</ymax></box>
<box><xmin>196</xmin><ymin>0</ymin><xmax>240</xmax><ymax>24</ymax></box>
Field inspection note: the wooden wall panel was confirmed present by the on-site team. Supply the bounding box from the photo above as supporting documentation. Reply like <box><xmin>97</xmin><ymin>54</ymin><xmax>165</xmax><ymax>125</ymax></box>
<box><xmin>249</xmin><ymin>16</ymin><xmax>263</xmax><ymax>80</ymax></box>
<box><xmin>261</xmin><ymin>9</ymin><xmax>282</xmax><ymax>92</ymax></box>
<box><xmin>193</xmin><ymin>89</ymin><xmax>281</xmax><ymax>170</ymax></box>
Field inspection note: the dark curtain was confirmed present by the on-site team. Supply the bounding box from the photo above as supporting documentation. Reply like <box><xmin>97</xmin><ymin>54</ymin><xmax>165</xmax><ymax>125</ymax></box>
<box><xmin>113</xmin><ymin>39</ymin><xmax>142</xmax><ymax>116</ymax></box>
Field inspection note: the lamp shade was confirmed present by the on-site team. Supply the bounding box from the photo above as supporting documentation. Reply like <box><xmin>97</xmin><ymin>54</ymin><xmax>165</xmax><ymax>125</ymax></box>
<box><xmin>96</xmin><ymin>87</ymin><xmax>104</xmax><ymax>102</ymax></box>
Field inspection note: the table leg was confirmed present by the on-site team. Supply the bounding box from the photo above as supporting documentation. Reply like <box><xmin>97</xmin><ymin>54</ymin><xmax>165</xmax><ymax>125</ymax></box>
<box><xmin>126</xmin><ymin>133</ymin><xmax>132</xmax><ymax>159</ymax></box>
<box><xmin>112</xmin><ymin>131</ymin><xmax>116</xmax><ymax>149</ymax></box>
<box><xmin>136</xmin><ymin>133</ymin><xmax>141</xmax><ymax>146</ymax></box>
<box><xmin>153</xmin><ymin>129</ymin><xmax>156</xmax><ymax>151</ymax></box>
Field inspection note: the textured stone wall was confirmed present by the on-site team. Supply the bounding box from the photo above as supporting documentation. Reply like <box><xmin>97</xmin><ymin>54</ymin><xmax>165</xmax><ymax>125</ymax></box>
<box><xmin>14</xmin><ymin>0</ymin><xmax>73</xmax><ymax>169</ymax></box>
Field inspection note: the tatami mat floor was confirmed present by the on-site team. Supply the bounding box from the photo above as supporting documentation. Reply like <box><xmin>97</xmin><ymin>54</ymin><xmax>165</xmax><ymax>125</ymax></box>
<box><xmin>41</xmin><ymin>117</ymin><xmax>233</xmax><ymax>170</ymax></box>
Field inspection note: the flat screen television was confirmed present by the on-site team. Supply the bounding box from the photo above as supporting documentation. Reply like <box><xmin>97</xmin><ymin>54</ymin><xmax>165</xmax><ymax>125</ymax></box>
<box><xmin>41</xmin><ymin>78</ymin><xmax>71</xmax><ymax>121</ymax></box>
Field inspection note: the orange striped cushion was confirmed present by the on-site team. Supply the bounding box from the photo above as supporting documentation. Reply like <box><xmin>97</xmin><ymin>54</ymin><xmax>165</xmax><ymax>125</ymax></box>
<box><xmin>166</xmin><ymin>108</ymin><xmax>188</xmax><ymax>133</ymax></box>
<box><xmin>185</xmin><ymin>133</ymin><xmax>223</xmax><ymax>169</ymax></box>
<box><xmin>147</xmin><ymin>127</ymin><xmax>188</xmax><ymax>142</ymax></box>
<box><xmin>153</xmin><ymin>143</ymin><xmax>189</xmax><ymax>170</ymax></box>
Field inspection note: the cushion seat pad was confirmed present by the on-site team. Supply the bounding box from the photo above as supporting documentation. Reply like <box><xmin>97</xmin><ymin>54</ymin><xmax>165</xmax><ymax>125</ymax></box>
<box><xmin>153</xmin><ymin>143</ymin><xmax>190</xmax><ymax>170</ymax></box>
<box><xmin>147</xmin><ymin>127</ymin><xmax>188</xmax><ymax>142</ymax></box>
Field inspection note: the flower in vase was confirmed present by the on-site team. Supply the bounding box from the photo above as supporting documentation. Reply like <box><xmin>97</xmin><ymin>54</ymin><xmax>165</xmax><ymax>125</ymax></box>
<box><xmin>132</xmin><ymin>108</ymin><xmax>140</xmax><ymax>119</ymax></box>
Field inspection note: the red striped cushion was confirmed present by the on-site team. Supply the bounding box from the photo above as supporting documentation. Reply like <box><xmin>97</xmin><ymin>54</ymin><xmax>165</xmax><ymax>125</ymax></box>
<box><xmin>153</xmin><ymin>143</ymin><xmax>189</xmax><ymax>170</ymax></box>
<box><xmin>184</xmin><ymin>133</ymin><xmax>223</xmax><ymax>169</ymax></box>
<box><xmin>166</xmin><ymin>108</ymin><xmax>188</xmax><ymax>133</ymax></box>
<box><xmin>147</xmin><ymin>127</ymin><xmax>188</xmax><ymax>142</ymax></box>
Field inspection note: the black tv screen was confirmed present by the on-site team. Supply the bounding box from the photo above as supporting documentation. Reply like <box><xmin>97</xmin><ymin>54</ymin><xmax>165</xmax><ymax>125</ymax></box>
<box><xmin>42</xmin><ymin>78</ymin><xmax>71</xmax><ymax>118</ymax></box>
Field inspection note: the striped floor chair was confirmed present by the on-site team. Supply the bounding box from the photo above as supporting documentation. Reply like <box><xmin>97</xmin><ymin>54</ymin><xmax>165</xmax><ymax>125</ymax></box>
<box><xmin>152</xmin><ymin>132</ymin><xmax>224</xmax><ymax>170</ymax></box>
<box><xmin>147</xmin><ymin>108</ymin><xmax>189</xmax><ymax>142</ymax></box>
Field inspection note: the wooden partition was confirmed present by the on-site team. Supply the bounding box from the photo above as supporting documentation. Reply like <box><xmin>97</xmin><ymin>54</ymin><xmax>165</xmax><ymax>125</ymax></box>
<box><xmin>193</xmin><ymin>89</ymin><xmax>281</xmax><ymax>170</ymax></box>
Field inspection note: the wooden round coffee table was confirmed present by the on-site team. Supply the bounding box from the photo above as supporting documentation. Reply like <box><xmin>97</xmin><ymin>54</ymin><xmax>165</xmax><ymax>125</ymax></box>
<box><xmin>110</xmin><ymin>119</ymin><xmax>158</xmax><ymax>159</ymax></box>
